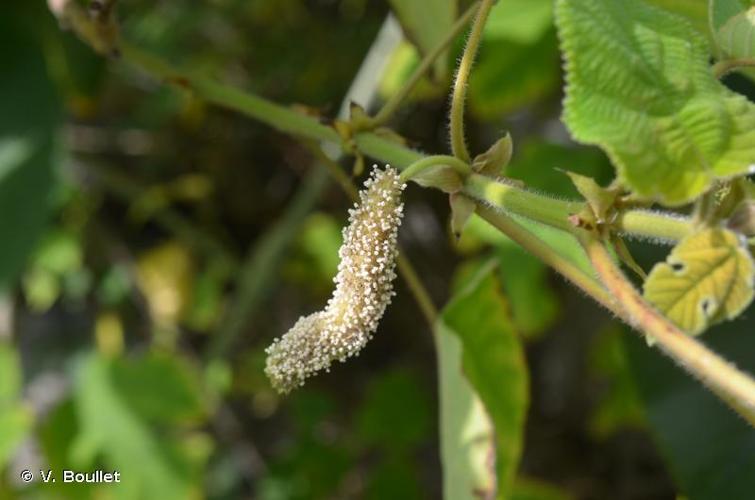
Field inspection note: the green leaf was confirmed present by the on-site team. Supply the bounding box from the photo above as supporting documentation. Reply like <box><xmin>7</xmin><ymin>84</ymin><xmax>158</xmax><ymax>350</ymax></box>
<box><xmin>587</xmin><ymin>326</ymin><xmax>645</xmax><ymax>438</ymax></box>
<box><xmin>495</xmin><ymin>248</ymin><xmax>560</xmax><ymax>339</ymax></box>
<box><xmin>483</xmin><ymin>0</ymin><xmax>554</xmax><ymax>44</ymax></box>
<box><xmin>0</xmin><ymin>10</ymin><xmax>61</xmax><ymax>289</ymax></box>
<box><xmin>564</xmin><ymin>171</ymin><xmax>617</xmax><ymax>223</ymax></box>
<box><xmin>645</xmin><ymin>0</ymin><xmax>710</xmax><ymax>35</ymax></box>
<box><xmin>469</xmin><ymin>30</ymin><xmax>560</xmax><ymax>120</ymax></box>
<box><xmin>711</xmin><ymin>0</ymin><xmax>755</xmax><ymax>60</ymax></box>
<box><xmin>71</xmin><ymin>353</ymin><xmax>207</xmax><ymax>500</ymax></box>
<box><xmin>556</xmin><ymin>0</ymin><xmax>755</xmax><ymax>206</ymax></box>
<box><xmin>109</xmin><ymin>354</ymin><xmax>206</xmax><ymax>425</ymax></box>
<box><xmin>643</xmin><ymin>228</ymin><xmax>754</xmax><ymax>335</ymax></box>
<box><xmin>387</xmin><ymin>0</ymin><xmax>456</xmax><ymax>79</ymax></box>
<box><xmin>356</xmin><ymin>369</ymin><xmax>431</xmax><ymax>452</ymax></box>
<box><xmin>438</xmin><ymin>265</ymin><xmax>529</xmax><ymax>499</ymax></box>
<box><xmin>473</xmin><ymin>133</ymin><xmax>513</xmax><ymax>177</ymax></box>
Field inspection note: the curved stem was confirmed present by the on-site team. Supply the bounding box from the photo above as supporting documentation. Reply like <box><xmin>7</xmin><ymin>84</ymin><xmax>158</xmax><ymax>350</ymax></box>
<box><xmin>399</xmin><ymin>155</ymin><xmax>472</xmax><ymax>182</ymax></box>
<box><xmin>449</xmin><ymin>0</ymin><xmax>495</xmax><ymax>162</ymax></box>
<box><xmin>713</xmin><ymin>58</ymin><xmax>755</xmax><ymax>79</ymax></box>
<box><xmin>366</xmin><ymin>2</ymin><xmax>480</xmax><ymax>129</ymax></box>
<box><xmin>580</xmin><ymin>231</ymin><xmax>755</xmax><ymax>426</ymax></box>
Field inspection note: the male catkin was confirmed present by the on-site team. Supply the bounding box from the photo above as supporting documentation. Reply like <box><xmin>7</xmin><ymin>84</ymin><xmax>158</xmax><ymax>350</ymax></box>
<box><xmin>265</xmin><ymin>166</ymin><xmax>405</xmax><ymax>393</ymax></box>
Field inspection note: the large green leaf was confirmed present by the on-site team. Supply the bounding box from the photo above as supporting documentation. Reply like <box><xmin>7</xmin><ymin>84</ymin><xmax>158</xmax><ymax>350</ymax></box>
<box><xmin>643</xmin><ymin>228</ymin><xmax>754</xmax><ymax>335</ymax></box>
<box><xmin>438</xmin><ymin>265</ymin><xmax>529</xmax><ymax>499</ymax></box>
<box><xmin>556</xmin><ymin>0</ymin><xmax>755</xmax><ymax>206</ymax></box>
<box><xmin>387</xmin><ymin>0</ymin><xmax>456</xmax><ymax>79</ymax></box>
<box><xmin>645</xmin><ymin>0</ymin><xmax>710</xmax><ymax>35</ymax></box>
<box><xmin>71</xmin><ymin>353</ymin><xmax>207</xmax><ymax>500</ymax></box>
<box><xmin>0</xmin><ymin>8</ymin><xmax>61</xmax><ymax>288</ymax></box>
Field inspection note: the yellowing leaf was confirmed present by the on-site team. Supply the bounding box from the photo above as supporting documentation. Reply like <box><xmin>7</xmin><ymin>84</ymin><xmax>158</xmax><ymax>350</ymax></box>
<box><xmin>643</xmin><ymin>228</ymin><xmax>755</xmax><ymax>335</ymax></box>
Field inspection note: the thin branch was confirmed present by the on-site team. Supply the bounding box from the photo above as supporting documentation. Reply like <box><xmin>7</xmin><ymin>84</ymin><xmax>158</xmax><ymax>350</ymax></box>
<box><xmin>580</xmin><ymin>231</ymin><xmax>755</xmax><ymax>426</ymax></box>
<box><xmin>713</xmin><ymin>58</ymin><xmax>755</xmax><ymax>79</ymax></box>
<box><xmin>50</xmin><ymin>0</ymin><xmax>698</xmax><ymax>250</ymax></box>
<box><xmin>475</xmin><ymin>205</ymin><xmax>622</xmax><ymax>317</ymax></box>
<box><xmin>365</xmin><ymin>1</ymin><xmax>481</xmax><ymax>129</ymax></box>
<box><xmin>449</xmin><ymin>0</ymin><xmax>496</xmax><ymax>162</ymax></box>
<box><xmin>209</xmin><ymin>167</ymin><xmax>330</xmax><ymax>359</ymax></box>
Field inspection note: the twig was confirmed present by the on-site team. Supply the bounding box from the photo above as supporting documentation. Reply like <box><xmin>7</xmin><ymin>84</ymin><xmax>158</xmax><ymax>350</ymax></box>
<box><xmin>713</xmin><ymin>58</ymin><xmax>755</xmax><ymax>79</ymax></box>
<box><xmin>365</xmin><ymin>2</ymin><xmax>481</xmax><ymax>129</ymax></box>
<box><xmin>579</xmin><ymin>231</ymin><xmax>755</xmax><ymax>426</ymax></box>
<box><xmin>449</xmin><ymin>0</ymin><xmax>496</xmax><ymax>162</ymax></box>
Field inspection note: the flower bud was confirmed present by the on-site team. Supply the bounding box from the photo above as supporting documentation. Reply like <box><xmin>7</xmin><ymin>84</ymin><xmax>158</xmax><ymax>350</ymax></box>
<box><xmin>265</xmin><ymin>166</ymin><xmax>405</xmax><ymax>393</ymax></box>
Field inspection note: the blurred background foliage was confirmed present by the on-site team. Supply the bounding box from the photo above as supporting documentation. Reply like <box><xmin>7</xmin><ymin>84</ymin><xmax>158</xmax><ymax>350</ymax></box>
<box><xmin>1</xmin><ymin>0</ymin><xmax>754</xmax><ymax>499</ymax></box>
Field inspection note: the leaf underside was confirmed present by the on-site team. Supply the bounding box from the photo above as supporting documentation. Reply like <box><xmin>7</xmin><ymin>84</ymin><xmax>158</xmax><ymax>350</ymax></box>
<box><xmin>556</xmin><ymin>0</ymin><xmax>755</xmax><ymax>206</ymax></box>
<box><xmin>643</xmin><ymin>228</ymin><xmax>755</xmax><ymax>335</ymax></box>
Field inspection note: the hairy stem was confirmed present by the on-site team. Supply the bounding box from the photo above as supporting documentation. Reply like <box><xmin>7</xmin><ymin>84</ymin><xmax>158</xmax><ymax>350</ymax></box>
<box><xmin>713</xmin><ymin>58</ymin><xmax>755</xmax><ymax>79</ymax></box>
<box><xmin>366</xmin><ymin>2</ymin><xmax>480</xmax><ymax>129</ymax></box>
<box><xmin>475</xmin><ymin>205</ymin><xmax>622</xmax><ymax>316</ymax></box>
<box><xmin>449</xmin><ymin>0</ymin><xmax>495</xmax><ymax>162</ymax></box>
<box><xmin>580</xmin><ymin>231</ymin><xmax>755</xmax><ymax>426</ymax></box>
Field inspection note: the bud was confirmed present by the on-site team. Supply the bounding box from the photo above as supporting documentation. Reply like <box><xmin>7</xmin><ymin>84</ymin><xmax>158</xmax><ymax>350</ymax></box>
<box><xmin>265</xmin><ymin>166</ymin><xmax>405</xmax><ymax>393</ymax></box>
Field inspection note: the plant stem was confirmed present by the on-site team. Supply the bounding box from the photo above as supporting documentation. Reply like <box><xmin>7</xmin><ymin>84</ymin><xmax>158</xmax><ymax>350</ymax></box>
<box><xmin>713</xmin><ymin>58</ymin><xmax>755</xmax><ymax>78</ymax></box>
<box><xmin>210</xmin><ymin>167</ymin><xmax>330</xmax><ymax>359</ymax></box>
<box><xmin>57</xmin><ymin>3</ymin><xmax>700</xmax><ymax>250</ymax></box>
<box><xmin>475</xmin><ymin>205</ymin><xmax>621</xmax><ymax>316</ymax></box>
<box><xmin>396</xmin><ymin>254</ymin><xmax>438</xmax><ymax>325</ymax></box>
<box><xmin>366</xmin><ymin>2</ymin><xmax>480</xmax><ymax>129</ymax></box>
<box><xmin>449</xmin><ymin>0</ymin><xmax>495</xmax><ymax>162</ymax></box>
<box><xmin>580</xmin><ymin>231</ymin><xmax>755</xmax><ymax>426</ymax></box>
<box><xmin>463</xmin><ymin>173</ymin><xmax>582</xmax><ymax>231</ymax></box>
<box><xmin>463</xmin><ymin>173</ymin><xmax>693</xmax><ymax>242</ymax></box>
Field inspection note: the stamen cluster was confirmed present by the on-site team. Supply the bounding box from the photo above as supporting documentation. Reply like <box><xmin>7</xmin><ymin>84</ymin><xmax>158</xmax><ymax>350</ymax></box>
<box><xmin>265</xmin><ymin>166</ymin><xmax>405</xmax><ymax>393</ymax></box>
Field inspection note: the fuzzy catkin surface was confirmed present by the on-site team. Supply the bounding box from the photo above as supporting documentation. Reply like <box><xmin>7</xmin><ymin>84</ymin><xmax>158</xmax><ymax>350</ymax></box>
<box><xmin>265</xmin><ymin>167</ymin><xmax>405</xmax><ymax>393</ymax></box>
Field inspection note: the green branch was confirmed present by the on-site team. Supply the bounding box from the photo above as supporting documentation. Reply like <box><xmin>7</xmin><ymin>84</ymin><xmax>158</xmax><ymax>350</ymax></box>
<box><xmin>580</xmin><ymin>231</ymin><xmax>755</xmax><ymax>426</ymax></box>
<box><xmin>449</xmin><ymin>0</ymin><xmax>496</xmax><ymax>162</ymax></box>
<box><xmin>365</xmin><ymin>1</ymin><xmax>481</xmax><ymax>129</ymax></box>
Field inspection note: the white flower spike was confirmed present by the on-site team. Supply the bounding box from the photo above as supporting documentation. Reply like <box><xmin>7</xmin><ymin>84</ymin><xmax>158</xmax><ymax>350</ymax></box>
<box><xmin>265</xmin><ymin>166</ymin><xmax>405</xmax><ymax>393</ymax></box>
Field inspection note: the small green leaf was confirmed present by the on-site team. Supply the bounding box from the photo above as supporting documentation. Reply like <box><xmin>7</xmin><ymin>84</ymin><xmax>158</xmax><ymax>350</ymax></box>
<box><xmin>450</xmin><ymin>193</ymin><xmax>477</xmax><ymax>239</ymax></box>
<box><xmin>643</xmin><ymin>228</ymin><xmax>755</xmax><ymax>335</ymax></box>
<box><xmin>564</xmin><ymin>171</ymin><xmax>617</xmax><ymax>223</ymax></box>
<box><xmin>438</xmin><ymin>265</ymin><xmax>529</xmax><ymax>499</ymax></box>
<box><xmin>556</xmin><ymin>0</ymin><xmax>755</xmax><ymax>206</ymax></box>
<box><xmin>387</xmin><ymin>0</ymin><xmax>456</xmax><ymax>79</ymax></box>
<box><xmin>472</xmin><ymin>133</ymin><xmax>513</xmax><ymax>177</ymax></box>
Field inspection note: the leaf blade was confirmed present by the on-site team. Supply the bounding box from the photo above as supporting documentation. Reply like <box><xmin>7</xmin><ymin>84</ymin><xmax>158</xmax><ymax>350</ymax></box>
<box><xmin>556</xmin><ymin>0</ymin><xmax>755</xmax><ymax>205</ymax></box>
<box><xmin>643</xmin><ymin>228</ymin><xmax>755</xmax><ymax>335</ymax></box>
